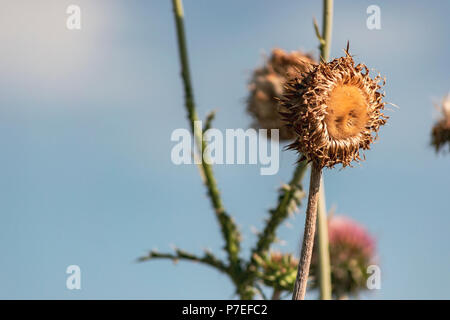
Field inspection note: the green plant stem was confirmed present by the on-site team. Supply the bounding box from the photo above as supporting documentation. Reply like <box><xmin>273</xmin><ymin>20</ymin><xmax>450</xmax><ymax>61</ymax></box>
<box><xmin>317</xmin><ymin>179</ymin><xmax>332</xmax><ymax>299</ymax></box>
<box><xmin>315</xmin><ymin>0</ymin><xmax>334</xmax><ymax>301</ymax></box>
<box><xmin>321</xmin><ymin>0</ymin><xmax>333</xmax><ymax>62</ymax></box>
<box><xmin>139</xmin><ymin>249</ymin><xmax>229</xmax><ymax>275</ymax></box>
<box><xmin>243</xmin><ymin>160</ymin><xmax>308</xmax><ymax>297</ymax></box>
<box><xmin>171</xmin><ymin>0</ymin><xmax>241</xmax><ymax>268</ymax></box>
<box><xmin>253</xmin><ymin>160</ymin><xmax>308</xmax><ymax>256</ymax></box>
<box><xmin>254</xmin><ymin>283</ymin><xmax>268</xmax><ymax>300</ymax></box>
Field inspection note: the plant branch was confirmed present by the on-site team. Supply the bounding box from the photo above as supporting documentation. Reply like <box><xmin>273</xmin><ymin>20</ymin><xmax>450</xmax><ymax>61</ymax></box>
<box><xmin>171</xmin><ymin>0</ymin><xmax>241</xmax><ymax>268</ymax></box>
<box><xmin>138</xmin><ymin>248</ymin><xmax>229</xmax><ymax>275</ymax></box>
<box><xmin>313</xmin><ymin>18</ymin><xmax>326</xmax><ymax>48</ymax></box>
<box><xmin>203</xmin><ymin>110</ymin><xmax>216</xmax><ymax>132</ymax></box>
<box><xmin>239</xmin><ymin>160</ymin><xmax>307</xmax><ymax>298</ymax></box>
<box><xmin>292</xmin><ymin>162</ymin><xmax>322</xmax><ymax>300</ymax></box>
<box><xmin>251</xmin><ymin>160</ymin><xmax>308</xmax><ymax>259</ymax></box>
<box><xmin>254</xmin><ymin>283</ymin><xmax>268</xmax><ymax>300</ymax></box>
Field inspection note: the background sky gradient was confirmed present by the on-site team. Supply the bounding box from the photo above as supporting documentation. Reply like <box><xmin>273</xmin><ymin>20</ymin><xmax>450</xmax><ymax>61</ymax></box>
<box><xmin>1</xmin><ymin>0</ymin><xmax>449</xmax><ymax>299</ymax></box>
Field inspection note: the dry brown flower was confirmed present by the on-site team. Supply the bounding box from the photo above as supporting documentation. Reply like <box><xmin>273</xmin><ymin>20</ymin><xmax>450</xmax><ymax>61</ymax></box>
<box><xmin>431</xmin><ymin>94</ymin><xmax>450</xmax><ymax>153</ymax></box>
<box><xmin>281</xmin><ymin>49</ymin><xmax>388</xmax><ymax>168</ymax></box>
<box><xmin>247</xmin><ymin>49</ymin><xmax>316</xmax><ymax>141</ymax></box>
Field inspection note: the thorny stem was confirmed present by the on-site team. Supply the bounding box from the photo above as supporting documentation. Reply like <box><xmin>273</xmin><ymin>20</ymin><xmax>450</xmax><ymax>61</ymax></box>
<box><xmin>243</xmin><ymin>160</ymin><xmax>308</xmax><ymax>297</ymax></box>
<box><xmin>171</xmin><ymin>0</ymin><xmax>241</xmax><ymax>268</ymax></box>
<box><xmin>292</xmin><ymin>162</ymin><xmax>322</xmax><ymax>300</ymax></box>
<box><xmin>139</xmin><ymin>249</ymin><xmax>229</xmax><ymax>275</ymax></box>
<box><xmin>252</xmin><ymin>161</ymin><xmax>308</xmax><ymax>256</ymax></box>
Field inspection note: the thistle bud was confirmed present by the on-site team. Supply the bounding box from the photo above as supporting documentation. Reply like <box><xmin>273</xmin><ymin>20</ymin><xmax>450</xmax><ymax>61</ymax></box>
<box><xmin>255</xmin><ymin>251</ymin><xmax>299</xmax><ymax>292</ymax></box>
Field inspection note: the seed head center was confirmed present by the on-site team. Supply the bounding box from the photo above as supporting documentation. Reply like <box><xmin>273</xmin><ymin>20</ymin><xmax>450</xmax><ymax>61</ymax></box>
<box><xmin>325</xmin><ymin>84</ymin><xmax>369</xmax><ymax>140</ymax></box>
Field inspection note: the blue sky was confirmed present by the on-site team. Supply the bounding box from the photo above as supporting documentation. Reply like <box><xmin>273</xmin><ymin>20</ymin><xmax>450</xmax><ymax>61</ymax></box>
<box><xmin>0</xmin><ymin>0</ymin><xmax>449</xmax><ymax>299</ymax></box>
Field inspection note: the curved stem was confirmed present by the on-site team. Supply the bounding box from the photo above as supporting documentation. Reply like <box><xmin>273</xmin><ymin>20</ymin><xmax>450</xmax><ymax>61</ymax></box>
<box><xmin>292</xmin><ymin>162</ymin><xmax>322</xmax><ymax>300</ymax></box>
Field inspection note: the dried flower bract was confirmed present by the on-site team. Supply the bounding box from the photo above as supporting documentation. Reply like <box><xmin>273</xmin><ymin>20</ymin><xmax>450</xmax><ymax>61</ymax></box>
<box><xmin>281</xmin><ymin>49</ymin><xmax>388</xmax><ymax>168</ymax></box>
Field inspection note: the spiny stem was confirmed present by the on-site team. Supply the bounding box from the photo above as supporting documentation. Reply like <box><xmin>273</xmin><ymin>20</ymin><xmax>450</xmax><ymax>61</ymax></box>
<box><xmin>252</xmin><ymin>160</ymin><xmax>308</xmax><ymax>256</ymax></box>
<box><xmin>138</xmin><ymin>249</ymin><xmax>229</xmax><ymax>275</ymax></box>
<box><xmin>292</xmin><ymin>162</ymin><xmax>322</xmax><ymax>300</ymax></box>
<box><xmin>171</xmin><ymin>0</ymin><xmax>241</xmax><ymax>268</ymax></box>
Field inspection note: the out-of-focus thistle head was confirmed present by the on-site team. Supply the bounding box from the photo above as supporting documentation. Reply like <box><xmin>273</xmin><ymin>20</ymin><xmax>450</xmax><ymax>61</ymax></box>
<box><xmin>431</xmin><ymin>94</ymin><xmax>450</xmax><ymax>153</ymax></box>
<box><xmin>310</xmin><ymin>215</ymin><xmax>376</xmax><ymax>299</ymax></box>
<box><xmin>247</xmin><ymin>48</ymin><xmax>316</xmax><ymax>141</ymax></box>
<box><xmin>281</xmin><ymin>47</ymin><xmax>388</xmax><ymax>168</ymax></box>
<box><xmin>253</xmin><ymin>251</ymin><xmax>299</xmax><ymax>292</ymax></box>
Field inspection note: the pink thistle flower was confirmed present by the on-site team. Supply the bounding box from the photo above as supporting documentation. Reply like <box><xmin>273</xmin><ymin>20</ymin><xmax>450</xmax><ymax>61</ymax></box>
<box><xmin>328</xmin><ymin>216</ymin><xmax>376</xmax><ymax>261</ymax></box>
<box><xmin>310</xmin><ymin>215</ymin><xmax>377</xmax><ymax>299</ymax></box>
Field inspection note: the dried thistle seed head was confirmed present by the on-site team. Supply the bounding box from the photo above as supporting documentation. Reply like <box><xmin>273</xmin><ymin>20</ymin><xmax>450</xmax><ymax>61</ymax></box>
<box><xmin>247</xmin><ymin>48</ymin><xmax>316</xmax><ymax>141</ymax></box>
<box><xmin>431</xmin><ymin>94</ymin><xmax>450</xmax><ymax>153</ymax></box>
<box><xmin>310</xmin><ymin>215</ymin><xmax>376</xmax><ymax>299</ymax></box>
<box><xmin>281</xmin><ymin>50</ymin><xmax>388</xmax><ymax>168</ymax></box>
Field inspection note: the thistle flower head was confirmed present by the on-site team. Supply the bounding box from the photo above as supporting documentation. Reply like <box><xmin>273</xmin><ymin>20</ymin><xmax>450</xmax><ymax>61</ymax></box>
<box><xmin>247</xmin><ymin>49</ymin><xmax>316</xmax><ymax>141</ymax></box>
<box><xmin>281</xmin><ymin>49</ymin><xmax>388</xmax><ymax>168</ymax></box>
<box><xmin>328</xmin><ymin>216</ymin><xmax>375</xmax><ymax>259</ymax></box>
<box><xmin>431</xmin><ymin>94</ymin><xmax>450</xmax><ymax>153</ymax></box>
<box><xmin>253</xmin><ymin>251</ymin><xmax>299</xmax><ymax>292</ymax></box>
<box><xmin>310</xmin><ymin>215</ymin><xmax>376</xmax><ymax>298</ymax></box>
